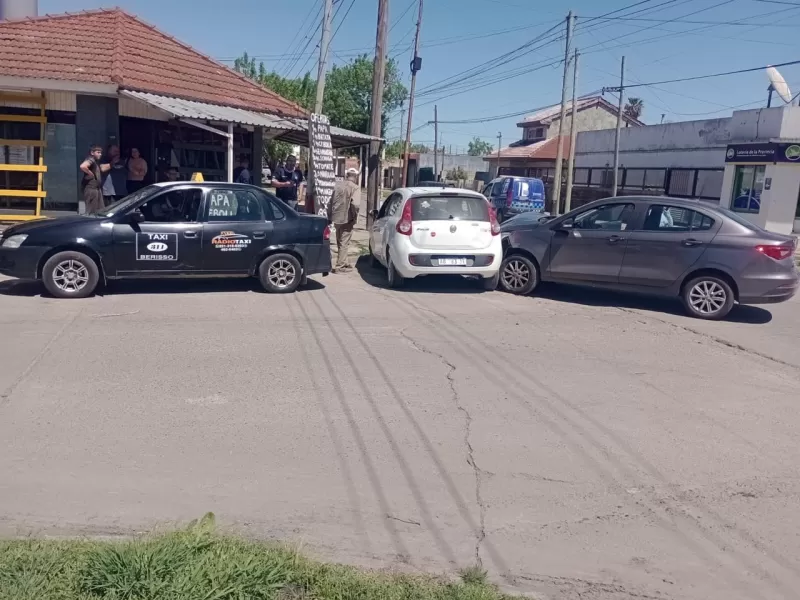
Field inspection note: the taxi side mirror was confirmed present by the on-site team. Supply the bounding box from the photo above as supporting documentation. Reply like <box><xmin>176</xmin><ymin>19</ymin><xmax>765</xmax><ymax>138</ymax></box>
<box><xmin>129</xmin><ymin>210</ymin><xmax>145</xmax><ymax>223</ymax></box>
<box><xmin>370</xmin><ymin>209</ymin><xmax>379</xmax><ymax>219</ymax></box>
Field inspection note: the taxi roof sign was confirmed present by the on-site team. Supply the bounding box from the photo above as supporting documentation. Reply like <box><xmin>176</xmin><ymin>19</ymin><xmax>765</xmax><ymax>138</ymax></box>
<box><xmin>191</xmin><ymin>172</ymin><xmax>204</xmax><ymax>182</ymax></box>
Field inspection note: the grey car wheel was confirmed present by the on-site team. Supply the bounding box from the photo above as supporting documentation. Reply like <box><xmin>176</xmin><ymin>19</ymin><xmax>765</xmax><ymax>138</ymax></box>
<box><xmin>499</xmin><ymin>254</ymin><xmax>539</xmax><ymax>295</ymax></box>
<box><xmin>42</xmin><ymin>251</ymin><xmax>99</xmax><ymax>299</ymax></box>
<box><xmin>259</xmin><ymin>253</ymin><xmax>302</xmax><ymax>294</ymax></box>
<box><xmin>682</xmin><ymin>275</ymin><xmax>734</xmax><ymax>320</ymax></box>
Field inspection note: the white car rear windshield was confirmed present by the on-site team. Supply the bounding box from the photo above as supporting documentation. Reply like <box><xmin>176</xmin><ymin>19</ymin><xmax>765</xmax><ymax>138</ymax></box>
<box><xmin>410</xmin><ymin>195</ymin><xmax>489</xmax><ymax>221</ymax></box>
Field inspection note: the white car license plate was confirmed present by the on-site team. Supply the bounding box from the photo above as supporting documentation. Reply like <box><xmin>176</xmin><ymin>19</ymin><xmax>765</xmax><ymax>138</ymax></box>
<box><xmin>439</xmin><ymin>258</ymin><xmax>467</xmax><ymax>266</ymax></box>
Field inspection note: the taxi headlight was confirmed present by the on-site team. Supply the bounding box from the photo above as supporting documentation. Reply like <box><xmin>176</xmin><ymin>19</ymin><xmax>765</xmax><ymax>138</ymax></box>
<box><xmin>1</xmin><ymin>234</ymin><xmax>28</xmax><ymax>249</ymax></box>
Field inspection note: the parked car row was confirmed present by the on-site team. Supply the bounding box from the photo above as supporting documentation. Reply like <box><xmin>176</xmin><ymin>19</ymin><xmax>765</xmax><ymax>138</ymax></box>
<box><xmin>1</xmin><ymin>178</ymin><xmax>797</xmax><ymax>321</ymax></box>
<box><xmin>368</xmin><ymin>182</ymin><xmax>798</xmax><ymax>320</ymax></box>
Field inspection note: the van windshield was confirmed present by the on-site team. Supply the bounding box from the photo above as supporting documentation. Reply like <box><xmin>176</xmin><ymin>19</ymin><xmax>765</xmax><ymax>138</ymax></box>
<box><xmin>411</xmin><ymin>195</ymin><xmax>489</xmax><ymax>221</ymax></box>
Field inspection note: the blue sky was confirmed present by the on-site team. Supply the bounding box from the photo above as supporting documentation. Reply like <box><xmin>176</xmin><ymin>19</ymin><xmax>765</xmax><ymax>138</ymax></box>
<box><xmin>42</xmin><ymin>0</ymin><xmax>800</xmax><ymax>152</ymax></box>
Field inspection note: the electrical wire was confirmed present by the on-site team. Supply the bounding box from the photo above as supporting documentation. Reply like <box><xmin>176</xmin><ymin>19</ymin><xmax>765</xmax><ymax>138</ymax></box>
<box><xmin>279</xmin><ymin>2</ymin><xmax>324</xmax><ymax>77</ymax></box>
<box><xmin>616</xmin><ymin>58</ymin><xmax>800</xmax><ymax>90</ymax></box>
<box><xmin>272</xmin><ymin>0</ymin><xmax>321</xmax><ymax>75</ymax></box>
<box><xmin>289</xmin><ymin>0</ymin><xmax>355</xmax><ymax>79</ymax></box>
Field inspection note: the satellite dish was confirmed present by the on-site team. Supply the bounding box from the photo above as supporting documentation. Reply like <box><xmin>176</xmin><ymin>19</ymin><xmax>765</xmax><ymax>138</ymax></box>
<box><xmin>766</xmin><ymin>66</ymin><xmax>792</xmax><ymax>105</ymax></box>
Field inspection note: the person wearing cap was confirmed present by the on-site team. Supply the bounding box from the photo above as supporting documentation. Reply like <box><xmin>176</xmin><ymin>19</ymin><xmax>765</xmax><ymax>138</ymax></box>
<box><xmin>272</xmin><ymin>154</ymin><xmax>304</xmax><ymax>210</ymax></box>
<box><xmin>329</xmin><ymin>167</ymin><xmax>361</xmax><ymax>272</ymax></box>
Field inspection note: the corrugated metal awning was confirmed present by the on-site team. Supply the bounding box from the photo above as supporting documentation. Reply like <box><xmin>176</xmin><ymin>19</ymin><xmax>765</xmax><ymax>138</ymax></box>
<box><xmin>121</xmin><ymin>90</ymin><xmax>381</xmax><ymax>148</ymax></box>
<box><xmin>121</xmin><ymin>90</ymin><xmax>302</xmax><ymax>131</ymax></box>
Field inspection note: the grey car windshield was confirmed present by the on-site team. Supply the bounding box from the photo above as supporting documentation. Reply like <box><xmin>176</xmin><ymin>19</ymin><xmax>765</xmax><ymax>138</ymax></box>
<box><xmin>411</xmin><ymin>195</ymin><xmax>489</xmax><ymax>221</ymax></box>
<box><xmin>94</xmin><ymin>184</ymin><xmax>161</xmax><ymax>217</ymax></box>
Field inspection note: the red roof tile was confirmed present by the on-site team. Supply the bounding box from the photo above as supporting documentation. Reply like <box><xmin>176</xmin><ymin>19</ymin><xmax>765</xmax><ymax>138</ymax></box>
<box><xmin>485</xmin><ymin>136</ymin><xmax>570</xmax><ymax>161</ymax></box>
<box><xmin>0</xmin><ymin>8</ymin><xmax>306</xmax><ymax>117</ymax></box>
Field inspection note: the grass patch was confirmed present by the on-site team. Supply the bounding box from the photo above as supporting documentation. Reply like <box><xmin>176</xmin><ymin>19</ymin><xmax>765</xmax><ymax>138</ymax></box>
<box><xmin>0</xmin><ymin>513</ymin><xmax>516</xmax><ymax>600</ymax></box>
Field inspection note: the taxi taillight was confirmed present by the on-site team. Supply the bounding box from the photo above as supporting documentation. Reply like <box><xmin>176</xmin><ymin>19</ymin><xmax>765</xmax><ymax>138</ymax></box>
<box><xmin>323</xmin><ymin>225</ymin><xmax>331</xmax><ymax>241</ymax></box>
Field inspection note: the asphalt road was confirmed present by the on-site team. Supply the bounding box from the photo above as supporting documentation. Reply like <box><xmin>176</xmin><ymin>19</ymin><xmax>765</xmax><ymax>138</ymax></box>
<box><xmin>1</xmin><ymin>265</ymin><xmax>799</xmax><ymax>600</ymax></box>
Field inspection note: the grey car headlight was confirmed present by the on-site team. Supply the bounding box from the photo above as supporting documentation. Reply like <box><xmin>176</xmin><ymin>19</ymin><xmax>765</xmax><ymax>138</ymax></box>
<box><xmin>1</xmin><ymin>234</ymin><xmax>28</xmax><ymax>249</ymax></box>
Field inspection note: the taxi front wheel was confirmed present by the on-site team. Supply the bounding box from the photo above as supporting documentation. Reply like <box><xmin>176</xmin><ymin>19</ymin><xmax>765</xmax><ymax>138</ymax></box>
<box><xmin>258</xmin><ymin>253</ymin><xmax>302</xmax><ymax>294</ymax></box>
<box><xmin>42</xmin><ymin>250</ymin><xmax>100</xmax><ymax>299</ymax></box>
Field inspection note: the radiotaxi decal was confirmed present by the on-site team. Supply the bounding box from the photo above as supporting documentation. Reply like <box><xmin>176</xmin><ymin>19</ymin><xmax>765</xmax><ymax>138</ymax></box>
<box><xmin>136</xmin><ymin>232</ymin><xmax>178</xmax><ymax>261</ymax></box>
<box><xmin>211</xmin><ymin>231</ymin><xmax>251</xmax><ymax>252</ymax></box>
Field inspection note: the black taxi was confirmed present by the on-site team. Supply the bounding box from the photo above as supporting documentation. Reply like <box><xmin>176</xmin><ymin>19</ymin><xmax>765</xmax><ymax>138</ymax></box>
<box><xmin>0</xmin><ymin>182</ymin><xmax>331</xmax><ymax>298</ymax></box>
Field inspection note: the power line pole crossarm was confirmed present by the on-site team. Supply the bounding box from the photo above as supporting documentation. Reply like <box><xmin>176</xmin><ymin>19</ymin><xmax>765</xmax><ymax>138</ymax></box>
<box><xmin>402</xmin><ymin>0</ymin><xmax>425</xmax><ymax>187</ymax></box>
<box><xmin>366</xmin><ymin>0</ymin><xmax>388</xmax><ymax>229</ymax></box>
<box><xmin>565</xmin><ymin>48</ymin><xmax>579</xmax><ymax>214</ymax></box>
<box><xmin>551</xmin><ymin>10</ymin><xmax>574</xmax><ymax>216</ymax></box>
<box><xmin>612</xmin><ymin>55</ymin><xmax>625</xmax><ymax>197</ymax></box>
<box><xmin>314</xmin><ymin>0</ymin><xmax>334</xmax><ymax>114</ymax></box>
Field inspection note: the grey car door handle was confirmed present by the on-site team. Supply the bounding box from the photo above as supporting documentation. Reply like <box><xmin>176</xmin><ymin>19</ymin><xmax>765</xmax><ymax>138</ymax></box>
<box><xmin>184</xmin><ymin>230</ymin><xmax>199</xmax><ymax>239</ymax></box>
<box><xmin>682</xmin><ymin>238</ymin><xmax>703</xmax><ymax>247</ymax></box>
<box><xmin>253</xmin><ymin>232</ymin><xmax>267</xmax><ymax>239</ymax></box>
<box><xmin>607</xmin><ymin>234</ymin><xmax>623</xmax><ymax>243</ymax></box>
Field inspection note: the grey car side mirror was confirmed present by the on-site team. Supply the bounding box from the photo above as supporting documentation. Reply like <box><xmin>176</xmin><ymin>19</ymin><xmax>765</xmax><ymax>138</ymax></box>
<box><xmin>129</xmin><ymin>210</ymin><xmax>145</xmax><ymax>223</ymax></box>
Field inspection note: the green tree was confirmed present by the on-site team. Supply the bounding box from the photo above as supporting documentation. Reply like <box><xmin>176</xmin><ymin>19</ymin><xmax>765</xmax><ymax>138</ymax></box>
<box><xmin>233</xmin><ymin>53</ymin><xmax>408</xmax><ymax>138</ymax></box>
<box><xmin>384</xmin><ymin>140</ymin><xmax>431</xmax><ymax>159</ymax></box>
<box><xmin>624</xmin><ymin>97</ymin><xmax>644</xmax><ymax>120</ymax></box>
<box><xmin>385</xmin><ymin>140</ymin><xmax>404</xmax><ymax>159</ymax></box>
<box><xmin>467</xmin><ymin>137</ymin><xmax>494</xmax><ymax>156</ymax></box>
<box><xmin>322</xmin><ymin>55</ymin><xmax>407</xmax><ymax>136</ymax></box>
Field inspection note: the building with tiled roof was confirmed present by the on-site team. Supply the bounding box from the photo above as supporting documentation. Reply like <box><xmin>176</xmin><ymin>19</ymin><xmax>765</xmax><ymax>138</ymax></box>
<box><xmin>0</xmin><ymin>8</ymin><xmax>306</xmax><ymax>117</ymax></box>
<box><xmin>0</xmin><ymin>7</ymin><xmax>375</xmax><ymax>219</ymax></box>
<box><xmin>484</xmin><ymin>95</ymin><xmax>643</xmax><ymax>190</ymax></box>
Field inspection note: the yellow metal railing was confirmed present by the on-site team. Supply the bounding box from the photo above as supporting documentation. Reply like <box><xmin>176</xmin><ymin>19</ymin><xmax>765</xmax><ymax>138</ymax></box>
<box><xmin>0</xmin><ymin>91</ymin><xmax>48</xmax><ymax>222</ymax></box>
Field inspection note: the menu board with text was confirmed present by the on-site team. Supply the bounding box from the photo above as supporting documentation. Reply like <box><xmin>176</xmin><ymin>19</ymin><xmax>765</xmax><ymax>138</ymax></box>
<box><xmin>308</xmin><ymin>113</ymin><xmax>336</xmax><ymax>228</ymax></box>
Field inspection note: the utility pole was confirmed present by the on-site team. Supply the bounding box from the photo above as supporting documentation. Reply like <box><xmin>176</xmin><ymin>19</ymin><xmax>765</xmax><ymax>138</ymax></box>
<box><xmin>433</xmin><ymin>105</ymin><xmax>439</xmax><ymax>181</ymax></box>
<box><xmin>612</xmin><ymin>56</ymin><xmax>625</xmax><ymax>197</ymax></box>
<box><xmin>496</xmin><ymin>131</ymin><xmax>502</xmax><ymax>177</ymax></box>
<box><xmin>565</xmin><ymin>48</ymin><xmax>579</xmax><ymax>213</ymax></box>
<box><xmin>399</xmin><ymin>109</ymin><xmax>405</xmax><ymax>139</ymax></box>
<box><xmin>551</xmin><ymin>11</ymin><xmax>574</xmax><ymax>216</ymax></box>
<box><xmin>401</xmin><ymin>0</ymin><xmax>424</xmax><ymax>187</ymax></box>
<box><xmin>367</xmin><ymin>0</ymin><xmax>388</xmax><ymax>229</ymax></box>
<box><xmin>314</xmin><ymin>0</ymin><xmax>333</xmax><ymax>113</ymax></box>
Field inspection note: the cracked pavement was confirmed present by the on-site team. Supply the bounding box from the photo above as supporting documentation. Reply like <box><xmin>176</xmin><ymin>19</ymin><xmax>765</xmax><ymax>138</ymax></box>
<box><xmin>1</xmin><ymin>265</ymin><xmax>800</xmax><ymax>600</ymax></box>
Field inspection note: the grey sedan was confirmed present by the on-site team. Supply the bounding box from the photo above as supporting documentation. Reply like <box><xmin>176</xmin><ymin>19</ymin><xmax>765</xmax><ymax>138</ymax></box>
<box><xmin>499</xmin><ymin>196</ymin><xmax>799</xmax><ymax>320</ymax></box>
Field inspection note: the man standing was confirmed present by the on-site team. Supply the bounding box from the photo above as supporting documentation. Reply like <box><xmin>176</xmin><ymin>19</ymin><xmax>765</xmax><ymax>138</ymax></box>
<box><xmin>233</xmin><ymin>156</ymin><xmax>252</xmax><ymax>184</ymax></box>
<box><xmin>101</xmin><ymin>144</ymin><xmax>127</xmax><ymax>204</ymax></box>
<box><xmin>272</xmin><ymin>154</ymin><xmax>303</xmax><ymax>211</ymax></box>
<box><xmin>79</xmin><ymin>145</ymin><xmax>106</xmax><ymax>214</ymax></box>
<box><xmin>330</xmin><ymin>168</ymin><xmax>360</xmax><ymax>272</ymax></box>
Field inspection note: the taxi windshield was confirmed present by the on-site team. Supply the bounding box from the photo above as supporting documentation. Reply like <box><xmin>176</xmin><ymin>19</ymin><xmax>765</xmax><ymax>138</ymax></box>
<box><xmin>92</xmin><ymin>185</ymin><xmax>161</xmax><ymax>217</ymax></box>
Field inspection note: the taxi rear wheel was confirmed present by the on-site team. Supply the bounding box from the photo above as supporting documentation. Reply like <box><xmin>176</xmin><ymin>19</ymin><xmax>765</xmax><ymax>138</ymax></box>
<box><xmin>42</xmin><ymin>251</ymin><xmax>100</xmax><ymax>299</ymax></box>
<box><xmin>259</xmin><ymin>253</ymin><xmax>302</xmax><ymax>294</ymax></box>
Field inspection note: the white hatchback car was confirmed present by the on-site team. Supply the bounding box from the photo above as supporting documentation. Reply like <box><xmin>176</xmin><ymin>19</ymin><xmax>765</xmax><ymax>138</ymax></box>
<box><xmin>368</xmin><ymin>187</ymin><xmax>503</xmax><ymax>288</ymax></box>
